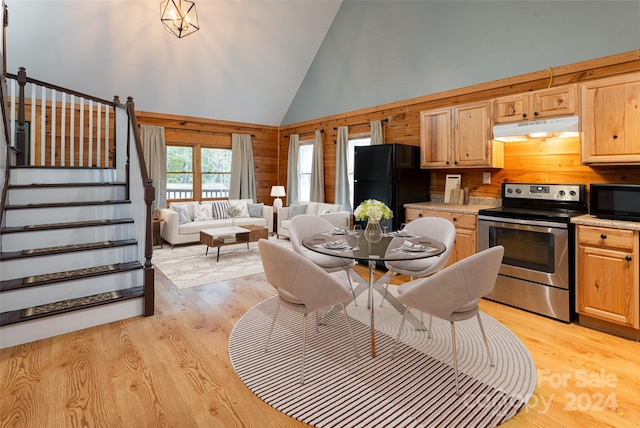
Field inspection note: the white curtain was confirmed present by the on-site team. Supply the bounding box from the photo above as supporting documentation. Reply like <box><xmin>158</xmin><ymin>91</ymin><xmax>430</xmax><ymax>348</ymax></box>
<box><xmin>334</xmin><ymin>126</ymin><xmax>351</xmax><ymax>212</ymax></box>
<box><xmin>230</xmin><ymin>133</ymin><xmax>256</xmax><ymax>201</ymax></box>
<box><xmin>310</xmin><ymin>130</ymin><xmax>325</xmax><ymax>202</ymax></box>
<box><xmin>140</xmin><ymin>124</ymin><xmax>166</xmax><ymax>209</ymax></box>
<box><xmin>286</xmin><ymin>134</ymin><xmax>300</xmax><ymax>205</ymax></box>
<box><xmin>371</xmin><ymin>120</ymin><xmax>384</xmax><ymax>145</ymax></box>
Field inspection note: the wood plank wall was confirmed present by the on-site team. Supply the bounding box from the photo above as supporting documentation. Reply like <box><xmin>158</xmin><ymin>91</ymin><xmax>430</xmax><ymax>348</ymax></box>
<box><xmin>134</xmin><ymin>50</ymin><xmax>640</xmax><ymax>209</ymax></box>
<box><xmin>279</xmin><ymin>50</ymin><xmax>640</xmax><ymax>203</ymax></box>
<box><xmin>135</xmin><ymin>111</ymin><xmax>279</xmax><ymax>206</ymax></box>
<box><xmin>10</xmin><ymin>100</ymin><xmax>114</xmax><ymax>167</ymax></box>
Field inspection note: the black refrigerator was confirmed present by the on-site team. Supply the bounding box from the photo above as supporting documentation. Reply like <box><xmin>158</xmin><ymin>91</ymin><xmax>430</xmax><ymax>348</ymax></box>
<box><xmin>354</xmin><ymin>143</ymin><xmax>430</xmax><ymax>231</ymax></box>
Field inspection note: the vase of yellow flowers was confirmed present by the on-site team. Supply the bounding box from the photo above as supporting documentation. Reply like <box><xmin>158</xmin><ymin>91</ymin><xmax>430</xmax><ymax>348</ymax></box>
<box><xmin>353</xmin><ymin>199</ymin><xmax>393</xmax><ymax>243</ymax></box>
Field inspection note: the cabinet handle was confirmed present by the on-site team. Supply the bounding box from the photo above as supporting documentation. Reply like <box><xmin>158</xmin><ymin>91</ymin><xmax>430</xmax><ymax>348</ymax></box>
<box><xmin>452</xmin><ymin>217</ymin><xmax>458</xmax><ymax>222</ymax></box>
<box><xmin>600</xmin><ymin>234</ymin><xmax>607</xmax><ymax>239</ymax></box>
<box><xmin>418</xmin><ymin>213</ymin><xmax>423</xmax><ymax>217</ymax></box>
<box><xmin>454</xmin><ymin>161</ymin><xmax>458</xmax><ymax>165</ymax></box>
<box><xmin>446</xmin><ymin>161</ymin><xmax>450</xmax><ymax>165</ymax></box>
<box><xmin>522</xmin><ymin>113</ymin><xmax>528</xmax><ymax>118</ymax></box>
<box><xmin>625</xmin><ymin>256</ymin><xmax>632</xmax><ymax>262</ymax></box>
<box><xmin>613</xmin><ymin>135</ymin><xmax>618</xmax><ymax>140</ymax></box>
<box><xmin>534</xmin><ymin>111</ymin><xmax>539</xmax><ymax>116</ymax></box>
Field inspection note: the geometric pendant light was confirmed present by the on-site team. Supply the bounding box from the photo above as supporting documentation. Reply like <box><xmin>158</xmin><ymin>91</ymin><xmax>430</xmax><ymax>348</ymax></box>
<box><xmin>160</xmin><ymin>0</ymin><xmax>200</xmax><ymax>38</ymax></box>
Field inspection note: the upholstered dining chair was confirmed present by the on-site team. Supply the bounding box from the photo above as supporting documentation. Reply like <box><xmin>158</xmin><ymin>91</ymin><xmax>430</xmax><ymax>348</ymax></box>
<box><xmin>258</xmin><ymin>239</ymin><xmax>359</xmax><ymax>385</ymax></box>
<box><xmin>391</xmin><ymin>245</ymin><xmax>504</xmax><ymax>395</ymax></box>
<box><xmin>380</xmin><ymin>217</ymin><xmax>457</xmax><ymax>306</ymax></box>
<box><xmin>288</xmin><ymin>214</ymin><xmax>358</xmax><ymax>303</ymax></box>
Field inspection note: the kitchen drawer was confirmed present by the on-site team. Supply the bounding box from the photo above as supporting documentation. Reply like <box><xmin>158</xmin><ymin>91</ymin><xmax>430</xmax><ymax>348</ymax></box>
<box><xmin>406</xmin><ymin>209</ymin><xmax>476</xmax><ymax>230</ymax></box>
<box><xmin>577</xmin><ymin>225</ymin><xmax>636</xmax><ymax>251</ymax></box>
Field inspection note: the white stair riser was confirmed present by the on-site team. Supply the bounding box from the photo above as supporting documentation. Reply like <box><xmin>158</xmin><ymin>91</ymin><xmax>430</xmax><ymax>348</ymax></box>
<box><xmin>0</xmin><ymin>298</ymin><xmax>144</xmax><ymax>349</ymax></box>
<box><xmin>4</xmin><ymin>204</ymin><xmax>131</xmax><ymax>228</ymax></box>
<box><xmin>1</xmin><ymin>245</ymin><xmax>139</xmax><ymax>280</ymax></box>
<box><xmin>10</xmin><ymin>168</ymin><xmax>117</xmax><ymax>185</ymax></box>
<box><xmin>8</xmin><ymin>186</ymin><xmax>125</xmax><ymax>204</ymax></box>
<box><xmin>0</xmin><ymin>270</ymin><xmax>143</xmax><ymax>312</ymax></box>
<box><xmin>1</xmin><ymin>223</ymin><xmax>135</xmax><ymax>252</ymax></box>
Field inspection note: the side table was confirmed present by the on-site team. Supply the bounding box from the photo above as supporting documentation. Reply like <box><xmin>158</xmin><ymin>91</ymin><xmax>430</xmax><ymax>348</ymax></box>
<box><xmin>273</xmin><ymin>209</ymin><xmax>278</xmax><ymax>236</ymax></box>
<box><xmin>152</xmin><ymin>217</ymin><xmax>164</xmax><ymax>248</ymax></box>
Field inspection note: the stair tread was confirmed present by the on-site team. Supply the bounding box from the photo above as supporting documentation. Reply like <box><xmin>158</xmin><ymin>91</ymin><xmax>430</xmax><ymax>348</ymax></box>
<box><xmin>1</xmin><ymin>217</ymin><xmax>134</xmax><ymax>233</ymax></box>
<box><xmin>4</xmin><ymin>200</ymin><xmax>131</xmax><ymax>210</ymax></box>
<box><xmin>9</xmin><ymin>182</ymin><xmax>126</xmax><ymax>188</ymax></box>
<box><xmin>0</xmin><ymin>239</ymin><xmax>138</xmax><ymax>260</ymax></box>
<box><xmin>0</xmin><ymin>261</ymin><xmax>143</xmax><ymax>292</ymax></box>
<box><xmin>0</xmin><ymin>286</ymin><xmax>144</xmax><ymax>327</ymax></box>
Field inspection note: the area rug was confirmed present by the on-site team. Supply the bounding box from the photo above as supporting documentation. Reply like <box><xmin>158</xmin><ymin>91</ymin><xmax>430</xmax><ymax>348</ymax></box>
<box><xmin>153</xmin><ymin>237</ymin><xmax>291</xmax><ymax>289</ymax></box>
<box><xmin>229</xmin><ymin>293</ymin><xmax>536</xmax><ymax>428</ymax></box>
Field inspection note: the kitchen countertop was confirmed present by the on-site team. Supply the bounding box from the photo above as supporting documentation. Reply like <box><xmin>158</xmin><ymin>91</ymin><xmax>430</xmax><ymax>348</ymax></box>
<box><xmin>404</xmin><ymin>198</ymin><xmax>500</xmax><ymax>215</ymax></box>
<box><xmin>571</xmin><ymin>214</ymin><xmax>640</xmax><ymax>231</ymax></box>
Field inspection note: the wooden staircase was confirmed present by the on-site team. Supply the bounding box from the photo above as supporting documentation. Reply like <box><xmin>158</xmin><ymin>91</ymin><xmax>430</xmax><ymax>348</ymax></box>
<box><xmin>0</xmin><ymin>166</ymin><xmax>147</xmax><ymax>348</ymax></box>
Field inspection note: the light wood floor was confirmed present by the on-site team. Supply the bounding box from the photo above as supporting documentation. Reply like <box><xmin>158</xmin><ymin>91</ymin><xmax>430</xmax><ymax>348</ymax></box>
<box><xmin>1</xmin><ymin>265</ymin><xmax>639</xmax><ymax>427</ymax></box>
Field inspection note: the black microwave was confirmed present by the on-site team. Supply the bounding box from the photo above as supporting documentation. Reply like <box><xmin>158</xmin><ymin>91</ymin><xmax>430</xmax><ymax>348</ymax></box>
<box><xmin>590</xmin><ymin>184</ymin><xmax>640</xmax><ymax>221</ymax></box>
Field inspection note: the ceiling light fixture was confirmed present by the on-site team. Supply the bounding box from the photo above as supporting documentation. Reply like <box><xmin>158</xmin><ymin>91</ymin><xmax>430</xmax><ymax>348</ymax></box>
<box><xmin>160</xmin><ymin>0</ymin><xmax>200</xmax><ymax>39</ymax></box>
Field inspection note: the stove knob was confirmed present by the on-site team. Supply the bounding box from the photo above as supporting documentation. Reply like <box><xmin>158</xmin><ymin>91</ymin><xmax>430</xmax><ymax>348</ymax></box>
<box><xmin>515</xmin><ymin>189</ymin><xmax>521</xmax><ymax>194</ymax></box>
<box><xmin>506</xmin><ymin>188</ymin><xmax>513</xmax><ymax>194</ymax></box>
<box><xmin>570</xmin><ymin>190</ymin><xmax>576</xmax><ymax>196</ymax></box>
<box><xmin>559</xmin><ymin>190</ymin><xmax>566</xmax><ymax>197</ymax></box>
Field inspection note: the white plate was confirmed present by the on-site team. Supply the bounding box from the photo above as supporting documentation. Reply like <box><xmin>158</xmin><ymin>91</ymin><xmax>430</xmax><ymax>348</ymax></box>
<box><xmin>324</xmin><ymin>241</ymin><xmax>348</xmax><ymax>249</ymax></box>
<box><xmin>400</xmin><ymin>245</ymin><xmax>427</xmax><ymax>252</ymax></box>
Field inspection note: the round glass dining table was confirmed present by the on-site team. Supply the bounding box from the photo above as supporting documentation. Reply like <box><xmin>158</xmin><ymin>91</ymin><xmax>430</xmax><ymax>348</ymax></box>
<box><xmin>302</xmin><ymin>232</ymin><xmax>445</xmax><ymax>357</ymax></box>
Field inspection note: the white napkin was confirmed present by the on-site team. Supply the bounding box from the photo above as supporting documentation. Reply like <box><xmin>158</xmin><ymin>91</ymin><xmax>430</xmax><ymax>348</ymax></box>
<box><xmin>395</xmin><ymin>230</ymin><xmax>413</xmax><ymax>237</ymax></box>
<box><xmin>331</xmin><ymin>228</ymin><xmax>348</xmax><ymax>235</ymax></box>
<box><xmin>325</xmin><ymin>239</ymin><xmax>347</xmax><ymax>248</ymax></box>
<box><xmin>401</xmin><ymin>240</ymin><xmax>426</xmax><ymax>251</ymax></box>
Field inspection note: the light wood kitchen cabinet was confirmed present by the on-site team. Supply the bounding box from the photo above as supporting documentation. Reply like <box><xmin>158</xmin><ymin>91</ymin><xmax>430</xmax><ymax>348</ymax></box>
<box><xmin>420</xmin><ymin>101</ymin><xmax>502</xmax><ymax>169</ymax></box>
<box><xmin>580</xmin><ymin>73</ymin><xmax>640</xmax><ymax>164</ymax></box>
<box><xmin>576</xmin><ymin>225</ymin><xmax>639</xmax><ymax>329</ymax></box>
<box><xmin>405</xmin><ymin>208</ymin><xmax>477</xmax><ymax>267</ymax></box>
<box><xmin>493</xmin><ymin>84</ymin><xmax>577</xmax><ymax>124</ymax></box>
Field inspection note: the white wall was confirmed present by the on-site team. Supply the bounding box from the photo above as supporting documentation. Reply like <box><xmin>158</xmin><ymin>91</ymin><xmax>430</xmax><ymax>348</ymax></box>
<box><xmin>282</xmin><ymin>0</ymin><xmax>640</xmax><ymax>125</ymax></box>
<box><xmin>5</xmin><ymin>0</ymin><xmax>341</xmax><ymax>126</ymax></box>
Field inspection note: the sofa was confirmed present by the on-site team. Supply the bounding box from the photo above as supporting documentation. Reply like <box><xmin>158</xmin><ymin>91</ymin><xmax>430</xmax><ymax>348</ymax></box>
<box><xmin>277</xmin><ymin>201</ymin><xmax>351</xmax><ymax>238</ymax></box>
<box><xmin>159</xmin><ymin>199</ymin><xmax>273</xmax><ymax>247</ymax></box>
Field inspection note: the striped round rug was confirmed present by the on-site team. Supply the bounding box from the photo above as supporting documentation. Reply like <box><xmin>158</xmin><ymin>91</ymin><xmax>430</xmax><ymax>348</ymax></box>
<box><xmin>229</xmin><ymin>293</ymin><xmax>536</xmax><ymax>428</ymax></box>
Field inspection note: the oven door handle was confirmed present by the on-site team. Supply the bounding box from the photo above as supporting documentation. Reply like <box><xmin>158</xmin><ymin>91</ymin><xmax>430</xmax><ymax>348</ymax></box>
<box><xmin>478</xmin><ymin>215</ymin><xmax>568</xmax><ymax>229</ymax></box>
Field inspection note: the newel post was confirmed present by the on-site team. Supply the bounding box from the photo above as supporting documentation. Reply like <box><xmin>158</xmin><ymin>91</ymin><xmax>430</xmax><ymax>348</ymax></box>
<box><xmin>126</xmin><ymin>96</ymin><xmax>155</xmax><ymax>317</ymax></box>
<box><xmin>16</xmin><ymin>67</ymin><xmax>27</xmax><ymax>165</ymax></box>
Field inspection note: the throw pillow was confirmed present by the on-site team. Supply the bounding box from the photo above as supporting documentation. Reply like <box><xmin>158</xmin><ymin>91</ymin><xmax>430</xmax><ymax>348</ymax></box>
<box><xmin>288</xmin><ymin>204</ymin><xmax>308</xmax><ymax>219</ymax></box>
<box><xmin>248</xmin><ymin>203</ymin><xmax>264</xmax><ymax>218</ymax></box>
<box><xmin>171</xmin><ymin>204</ymin><xmax>191</xmax><ymax>225</ymax></box>
<box><xmin>229</xmin><ymin>202</ymin><xmax>250</xmax><ymax>218</ymax></box>
<box><xmin>212</xmin><ymin>200</ymin><xmax>230</xmax><ymax>219</ymax></box>
<box><xmin>193</xmin><ymin>204</ymin><xmax>213</xmax><ymax>222</ymax></box>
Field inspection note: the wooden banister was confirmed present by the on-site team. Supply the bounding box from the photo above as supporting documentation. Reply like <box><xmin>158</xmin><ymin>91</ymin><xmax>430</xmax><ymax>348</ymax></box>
<box><xmin>126</xmin><ymin>97</ymin><xmax>156</xmax><ymax>317</ymax></box>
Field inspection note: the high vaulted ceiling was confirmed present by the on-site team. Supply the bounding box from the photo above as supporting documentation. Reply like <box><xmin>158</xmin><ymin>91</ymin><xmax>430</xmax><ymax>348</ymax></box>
<box><xmin>5</xmin><ymin>0</ymin><xmax>343</xmax><ymax>126</ymax></box>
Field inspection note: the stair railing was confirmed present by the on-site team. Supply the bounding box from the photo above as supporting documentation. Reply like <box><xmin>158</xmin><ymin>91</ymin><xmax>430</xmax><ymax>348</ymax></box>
<box><xmin>3</xmin><ymin>68</ymin><xmax>156</xmax><ymax>316</ymax></box>
<box><xmin>121</xmin><ymin>96</ymin><xmax>155</xmax><ymax>316</ymax></box>
<box><xmin>5</xmin><ymin>68</ymin><xmax>115</xmax><ymax>167</ymax></box>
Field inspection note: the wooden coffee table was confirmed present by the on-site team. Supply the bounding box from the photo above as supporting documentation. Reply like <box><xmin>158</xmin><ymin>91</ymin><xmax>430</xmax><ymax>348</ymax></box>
<box><xmin>199</xmin><ymin>225</ymin><xmax>269</xmax><ymax>262</ymax></box>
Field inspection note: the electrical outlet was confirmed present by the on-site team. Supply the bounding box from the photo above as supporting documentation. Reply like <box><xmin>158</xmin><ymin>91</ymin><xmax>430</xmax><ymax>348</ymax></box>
<box><xmin>482</xmin><ymin>172</ymin><xmax>491</xmax><ymax>184</ymax></box>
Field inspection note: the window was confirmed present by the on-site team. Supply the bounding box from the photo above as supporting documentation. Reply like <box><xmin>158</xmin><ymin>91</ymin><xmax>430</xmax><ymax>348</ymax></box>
<box><xmin>347</xmin><ymin>137</ymin><xmax>371</xmax><ymax>209</ymax></box>
<box><xmin>298</xmin><ymin>142</ymin><xmax>313</xmax><ymax>202</ymax></box>
<box><xmin>201</xmin><ymin>148</ymin><xmax>232</xmax><ymax>199</ymax></box>
<box><xmin>166</xmin><ymin>145</ymin><xmax>232</xmax><ymax>201</ymax></box>
<box><xmin>166</xmin><ymin>145</ymin><xmax>193</xmax><ymax>200</ymax></box>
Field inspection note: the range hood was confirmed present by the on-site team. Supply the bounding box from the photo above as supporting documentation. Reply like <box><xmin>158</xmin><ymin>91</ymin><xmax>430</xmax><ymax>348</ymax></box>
<box><xmin>493</xmin><ymin>116</ymin><xmax>579</xmax><ymax>142</ymax></box>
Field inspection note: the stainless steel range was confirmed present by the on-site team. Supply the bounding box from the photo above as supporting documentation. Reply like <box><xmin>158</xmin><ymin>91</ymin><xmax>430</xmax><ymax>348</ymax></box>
<box><xmin>478</xmin><ymin>183</ymin><xmax>587</xmax><ymax>322</ymax></box>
